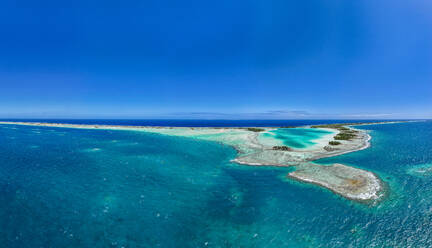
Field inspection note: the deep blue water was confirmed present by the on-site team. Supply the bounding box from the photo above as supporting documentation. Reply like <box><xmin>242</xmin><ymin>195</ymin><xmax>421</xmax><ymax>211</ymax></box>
<box><xmin>1</xmin><ymin>120</ymin><xmax>432</xmax><ymax>247</ymax></box>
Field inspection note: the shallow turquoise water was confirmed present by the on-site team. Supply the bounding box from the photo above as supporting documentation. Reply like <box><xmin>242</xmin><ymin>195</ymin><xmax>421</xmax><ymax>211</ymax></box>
<box><xmin>263</xmin><ymin>128</ymin><xmax>333</xmax><ymax>149</ymax></box>
<box><xmin>1</xmin><ymin>121</ymin><xmax>432</xmax><ymax>247</ymax></box>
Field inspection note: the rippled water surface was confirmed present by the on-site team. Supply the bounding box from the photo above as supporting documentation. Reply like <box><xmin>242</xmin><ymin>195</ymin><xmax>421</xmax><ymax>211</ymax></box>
<box><xmin>1</xmin><ymin>121</ymin><xmax>431</xmax><ymax>247</ymax></box>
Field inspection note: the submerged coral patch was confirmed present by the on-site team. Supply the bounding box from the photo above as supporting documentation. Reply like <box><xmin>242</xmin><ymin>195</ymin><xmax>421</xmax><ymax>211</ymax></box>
<box><xmin>407</xmin><ymin>163</ymin><xmax>432</xmax><ymax>177</ymax></box>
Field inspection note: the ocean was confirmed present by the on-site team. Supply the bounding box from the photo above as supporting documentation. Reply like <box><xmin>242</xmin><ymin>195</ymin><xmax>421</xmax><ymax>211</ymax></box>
<box><xmin>0</xmin><ymin>120</ymin><xmax>431</xmax><ymax>247</ymax></box>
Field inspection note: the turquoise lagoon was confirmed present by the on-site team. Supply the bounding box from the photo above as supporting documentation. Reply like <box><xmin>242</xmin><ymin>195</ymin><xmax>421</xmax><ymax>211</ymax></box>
<box><xmin>1</xmin><ymin>121</ymin><xmax>432</xmax><ymax>247</ymax></box>
<box><xmin>259</xmin><ymin>128</ymin><xmax>334</xmax><ymax>149</ymax></box>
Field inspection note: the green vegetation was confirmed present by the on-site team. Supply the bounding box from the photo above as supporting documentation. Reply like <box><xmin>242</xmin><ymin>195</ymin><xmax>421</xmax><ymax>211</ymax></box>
<box><xmin>246</xmin><ymin>127</ymin><xmax>265</xmax><ymax>132</ymax></box>
<box><xmin>323</xmin><ymin>145</ymin><xmax>338</xmax><ymax>152</ymax></box>
<box><xmin>329</xmin><ymin>141</ymin><xmax>341</xmax><ymax>145</ymax></box>
<box><xmin>311</xmin><ymin>123</ymin><xmax>353</xmax><ymax>131</ymax></box>
<box><xmin>272</xmin><ymin>146</ymin><xmax>293</xmax><ymax>151</ymax></box>
<box><xmin>311</xmin><ymin>123</ymin><xmax>360</xmax><ymax>141</ymax></box>
<box><xmin>334</xmin><ymin>132</ymin><xmax>357</xmax><ymax>140</ymax></box>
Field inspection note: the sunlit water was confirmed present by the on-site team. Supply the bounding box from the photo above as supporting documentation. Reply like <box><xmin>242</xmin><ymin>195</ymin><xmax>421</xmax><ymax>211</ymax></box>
<box><xmin>261</xmin><ymin>128</ymin><xmax>334</xmax><ymax>149</ymax></box>
<box><xmin>1</xmin><ymin>121</ymin><xmax>431</xmax><ymax>247</ymax></box>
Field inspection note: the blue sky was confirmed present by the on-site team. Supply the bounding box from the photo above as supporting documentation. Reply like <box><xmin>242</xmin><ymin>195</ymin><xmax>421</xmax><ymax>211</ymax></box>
<box><xmin>0</xmin><ymin>0</ymin><xmax>431</xmax><ymax>119</ymax></box>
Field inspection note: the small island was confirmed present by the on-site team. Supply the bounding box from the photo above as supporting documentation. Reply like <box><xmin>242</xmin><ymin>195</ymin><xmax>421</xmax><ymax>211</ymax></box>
<box><xmin>0</xmin><ymin>121</ymin><xmax>395</xmax><ymax>202</ymax></box>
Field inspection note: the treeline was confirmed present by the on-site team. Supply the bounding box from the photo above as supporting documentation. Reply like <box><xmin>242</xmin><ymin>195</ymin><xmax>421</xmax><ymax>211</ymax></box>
<box><xmin>246</xmin><ymin>128</ymin><xmax>265</xmax><ymax>132</ymax></box>
<box><xmin>311</xmin><ymin>123</ymin><xmax>359</xmax><ymax>141</ymax></box>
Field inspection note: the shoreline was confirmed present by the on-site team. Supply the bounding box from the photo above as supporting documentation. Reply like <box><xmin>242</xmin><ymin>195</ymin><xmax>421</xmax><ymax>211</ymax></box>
<box><xmin>0</xmin><ymin>121</ymin><xmax>393</xmax><ymax>202</ymax></box>
<box><xmin>307</xmin><ymin>130</ymin><xmax>372</xmax><ymax>161</ymax></box>
<box><xmin>287</xmin><ymin>164</ymin><xmax>385</xmax><ymax>203</ymax></box>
